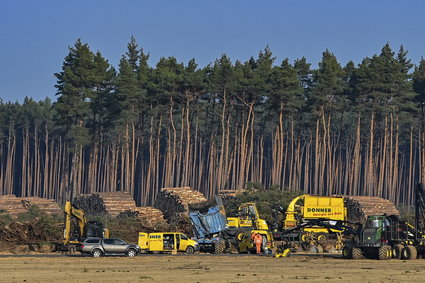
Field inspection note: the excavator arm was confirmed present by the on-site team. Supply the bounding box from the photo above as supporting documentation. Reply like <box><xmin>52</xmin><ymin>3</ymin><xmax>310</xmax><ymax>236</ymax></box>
<box><xmin>63</xmin><ymin>201</ymin><xmax>87</xmax><ymax>245</ymax></box>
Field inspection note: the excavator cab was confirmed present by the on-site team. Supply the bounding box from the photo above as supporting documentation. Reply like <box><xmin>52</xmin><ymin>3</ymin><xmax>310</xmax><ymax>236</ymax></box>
<box><xmin>86</xmin><ymin>221</ymin><xmax>109</xmax><ymax>238</ymax></box>
<box><xmin>227</xmin><ymin>203</ymin><xmax>269</xmax><ymax>230</ymax></box>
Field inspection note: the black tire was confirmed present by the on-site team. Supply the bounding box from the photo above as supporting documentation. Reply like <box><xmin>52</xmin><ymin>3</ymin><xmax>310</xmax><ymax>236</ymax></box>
<box><xmin>342</xmin><ymin>246</ymin><xmax>352</xmax><ymax>259</ymax></box>
<box><xmin>185</xmin><ymin>246</ymin><xmax>195</xmax><ymax>254</ymax></box>
<box><xmin>127</xmin><ymin>248</ymin><xmax>137</xmax><ymax>257</ymax></box>
<box><xmin>392</xmin><ymin>244</ymin><xmax>403</xmax><ymax>259</ymax></box>
<box><xmin>92</xmin><ymin>249</ymin><xmax>102</xmax><ymax>258</ymax></box>
<box><xmin>378</xmin><ymin>245</ymin><xmax>392</xmax><ymax>260</ymax></box>
<box><xmin>352</xmin><ymin>247</ymin><xmax>364</xmax><ymax>259</ymax></box>
<box><xmin>301</xmin><ymin>232</ymin><xmax>310</xmax><ymax>242</ymax></box>
<box><xmin>214</xmin><ymin>241</ymin><xmax>225</xmax><ymax>254</ymax></box>
<box><xmin>401</xmin><ymin>245</ymin><xmax>417</xmax><ymax>260</ymax></box>
<box><xmin>316</xmin><ymin>233</ymin><xmax>327</xmax><ymax>242</ymax></box>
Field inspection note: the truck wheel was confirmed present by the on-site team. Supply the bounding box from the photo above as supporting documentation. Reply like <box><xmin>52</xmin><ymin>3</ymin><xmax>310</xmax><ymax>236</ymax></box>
<box><xmin>352</xmin><ymin>248</ymin><xmax>364</xmax><ymax>259</ymax></box>
<box><xmin>185</xmin><ymin>246</ymin><xmax>195</xmax><ymax>254</ymax></box>
<box><xmin>378</xmin><ymin>245</ymin><xmax>392</xmax><ymax>260</ymax></box>
<box><xmin>392</xmin><ymin>244</ymin><xmax>403</xmax><ymax>259</ymax></box>
<box><xmin>214</xmin><ymin>241</ymin><xmax>225</xmax><ymax>254</ymax></box>
<box><xmin>401</xmin><ymin>245</ymin><xmax>417</xmax><ymax>260</ymax></box>
<box><xmin>127</xmin><ymin>249</ymin><xmax>137</xmax><ymax>257</ymax></box>
<box><xmin>92</xmin><ymin>249</ymin><xmax>102</xmax><ymax>258</ymax></box>
<box><xmin>342</xmin><ymin>246</ymin><xmax>352</xmax><ymax>259</ymax></box>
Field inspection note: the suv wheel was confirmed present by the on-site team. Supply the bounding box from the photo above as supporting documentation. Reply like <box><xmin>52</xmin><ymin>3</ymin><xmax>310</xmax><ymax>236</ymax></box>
<box><xmin>92</xmin><ymin>249</ymin><xmax>102</xmax><ymax>258</ymax></box>
<box><xmin>127</xmin><ymin>249</ymin><xmax>137</xmax><ymax>257</ymax></box>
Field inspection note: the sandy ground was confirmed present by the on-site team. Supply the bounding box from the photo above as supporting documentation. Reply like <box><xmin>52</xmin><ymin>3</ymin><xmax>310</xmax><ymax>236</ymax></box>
<box><xmin>1</xmin><ymin>253</ymin><xmax>425</xmax><ymax>283</ymax></box>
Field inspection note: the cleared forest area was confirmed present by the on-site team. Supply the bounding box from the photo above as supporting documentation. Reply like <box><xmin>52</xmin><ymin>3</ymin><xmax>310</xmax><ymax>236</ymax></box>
<box><xmin>1</xmin><ymin>38</ymin><xmax>425</xmax><ymax>206</ymax></box>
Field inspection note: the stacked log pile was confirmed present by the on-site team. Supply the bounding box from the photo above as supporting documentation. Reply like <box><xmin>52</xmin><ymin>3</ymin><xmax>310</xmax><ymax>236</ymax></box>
<box><xmin>97</xmin><ymin>191</ymin><xmax>137</xmax><ymax>216</ymax></box>
<box><xmin>134</xmin><ymin>206</ymin><xmax>167</xmax><ymax>228</ymax></box>
<box><xmin>345</xmin><ymin>196</ymin><xmax>400</xmax><ymax>223</ymax></box>
<box><xmin>0</xmin><ymin>195</ymin><xmax>61</xmax><ymax>216</ymax></box>
<box><xmin>154</xmin><ymin>187</ymin><xmax>207</xmax><ymax>222</ymax></box>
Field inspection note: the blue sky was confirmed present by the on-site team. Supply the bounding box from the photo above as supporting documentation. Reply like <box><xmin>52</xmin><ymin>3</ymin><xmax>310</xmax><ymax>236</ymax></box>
<box><xmin>1</xmin><ymin>0</ymin><xmax>424</xmax><ymax>103</ymax></box>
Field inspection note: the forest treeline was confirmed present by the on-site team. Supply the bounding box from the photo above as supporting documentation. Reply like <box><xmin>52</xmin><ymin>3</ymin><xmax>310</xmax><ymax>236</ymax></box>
<box><xmin>1</xmin><ymin>37</ymin><xmax>425</xmax><ymax>206</ymax></box>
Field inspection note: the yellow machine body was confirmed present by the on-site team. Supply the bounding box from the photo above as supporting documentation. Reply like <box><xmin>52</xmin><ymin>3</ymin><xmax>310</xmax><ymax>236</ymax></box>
<box><xmin>284</xmin><ymin>195</ymin><xmax>347</xmax><ymax>234</ymax></box>
<box><xmin>237</xmin><ymin>230</ymin><xmax>274</xmax><ymax>253</ymax></box>
<box><xmin>227</xmin><ymin>202</ymin><xmax>269</xmax><ymax>231</ymax></box>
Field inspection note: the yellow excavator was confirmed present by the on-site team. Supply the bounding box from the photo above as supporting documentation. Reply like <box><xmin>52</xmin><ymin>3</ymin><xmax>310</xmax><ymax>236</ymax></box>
<box><xmin>61</xmin><ymin>201</ymin><xmax>109</xmax><ymax>252</ymax></box>
<box><xmin>227</xmin><ymin>202</ymin><xmax>269</xmax><ymax>230</ymax></box>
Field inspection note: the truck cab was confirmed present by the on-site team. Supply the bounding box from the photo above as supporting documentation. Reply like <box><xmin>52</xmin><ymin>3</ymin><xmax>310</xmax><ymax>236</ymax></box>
<box><xmin>138</xmin><ymin>232</ymin><xmax>199</xmax><ymax>254</ymax></box>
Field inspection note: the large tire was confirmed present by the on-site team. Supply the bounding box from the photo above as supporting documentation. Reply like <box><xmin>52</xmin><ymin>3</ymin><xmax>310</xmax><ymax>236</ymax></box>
<box><xmin>214</xmin><ymin>241</ymin><xmax>225</xmax><ymax>254</ymax></box>
<box><xmin>392</xmin><ymin>244</ymin><xmax>403</xmax><ymax>259</ymax></box>
<box><xmin>127</xmin><ymin>248</ymin><xmax>137</xmax><ymax>257</ymax></box>
<box><xmin>378</xmin><ymin>245</ymin><xmax>392</xmax><ymax>260</ymax></box>
<box><xmin>92</xmin><ymin>249</ymin><xmax>102</xmax><ymax>258</ymax></box>
<box><xmin>185</xmin><ymin>246</ymin><xmax>195</xmax><ymax>254</ymax></box>
<box><xmin>401</xmin><ymin>245</ymin><xmax>417</xmax><ymax>260</ymax></box>
<box><xmin>342</xmin><ymin>246</ymin><xmax>353</xmax><ymax>259</ymax></box>
<box><xmin>352</xmin><ymin>247</ymin><xmax>364</xmax><ymax>259</ymax></box>
<box><xmin>316</xmin><ymin>233</ymin><xmax>328</xmax><ymax>242</ymax></box>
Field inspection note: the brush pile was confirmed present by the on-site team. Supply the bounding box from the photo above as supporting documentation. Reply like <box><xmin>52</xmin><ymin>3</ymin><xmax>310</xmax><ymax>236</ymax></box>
<box><xmin>72</xmin><ymin>194</ymin><xmax>106</xmax><ymax>216</ymax></box>
<box><xmin>345</xmin><ymin>196</ymin><xmax>400</xmax><ymax>223</ymax></box>
<box><xmin>154</xmin><ymin>187</ymin><xmax>207</xmax><ymax>222</ymax></box>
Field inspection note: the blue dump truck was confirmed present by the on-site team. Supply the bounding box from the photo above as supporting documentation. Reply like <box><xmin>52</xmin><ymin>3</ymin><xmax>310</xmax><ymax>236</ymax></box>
<box><xmin>188</xmin><ymin>197</ymin><xmax>238</xmax><ymax>253</ymax></box>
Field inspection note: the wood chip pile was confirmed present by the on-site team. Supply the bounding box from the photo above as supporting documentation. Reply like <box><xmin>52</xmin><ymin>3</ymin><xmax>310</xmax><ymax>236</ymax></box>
<box><xmin>345</xmin><ymin>196</ymin><xmax>400</xmax><ymax>223</ymax></box>
<box><xmin>154</xmin><ymin>187</ymin><xmax>207</xmax><ymax>221</ymax></box>
<box><xmin>0</xmin><ymin>195</ymin><xmax>61</xmax><ymax>216</ymax></box>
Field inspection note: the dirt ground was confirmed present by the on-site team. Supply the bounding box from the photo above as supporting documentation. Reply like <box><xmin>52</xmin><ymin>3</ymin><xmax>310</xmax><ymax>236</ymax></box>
<box><xmin>1</xmin><ymin>253</ymin><xmax>425</xmax><ymax>282</ymax></box>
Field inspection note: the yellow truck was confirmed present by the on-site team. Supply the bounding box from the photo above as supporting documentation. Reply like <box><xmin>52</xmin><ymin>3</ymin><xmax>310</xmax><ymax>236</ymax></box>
<box><xmin>138</xmin><ymin>232</ymin><xmax>199</xmax><ymax>254</ymax></box>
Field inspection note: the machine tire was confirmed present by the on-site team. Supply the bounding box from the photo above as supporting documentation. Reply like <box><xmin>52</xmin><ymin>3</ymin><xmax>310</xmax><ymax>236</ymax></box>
<box><xmin>185</xmin><ymin>246</ymin><xmax>195</xmax><ymax>254</ymax></box>
<box><xmin>127</xmin><ymin>248</ymin><xmax>137</xmax><ymax>257</ymax></box>
<box><xmin>91</xmin><ymin>249</ymin><xmax>103</xmax><ymax>258</ymax></box>
<box><xmin>401</xmin><ymin>245</ymin><xmax>417</xmax><ymax>260</ymax></box>
<box><xmin>352</xmin><ymin>247</ymin><xmax>364</xmax><ymax>259</ymax></box>
<box><xmin>301</xmin><ymin>232</ymin><xmax>310</xmax><ymax>242</ymax></box>
<box><xmin>392</xmin><ymin>244</ymin><xmax>403</xmax><ymax>259</ymax></box>
<box><xmin>214</xmin><ymin>241</ymin><xmax>225</xmax><ymax>254</ymax></box>
<box><xmin>378</xmin><ymin>245</ymin><xmax>392</xmax><ymax>260</ymax></box>
<box><xmin>316</xmin><ymin>233</ymin><xmax>327</xmax><ymax>242</ymax></box>
<box><xmin>342</xmin><ymin>246</ymin><xmax>352</xmax><ymax>259</ymax></box>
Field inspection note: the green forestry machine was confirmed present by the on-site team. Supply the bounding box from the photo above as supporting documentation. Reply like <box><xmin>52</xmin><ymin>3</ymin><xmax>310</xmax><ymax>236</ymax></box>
<box><xmin>343</xmin><ymin>183</ymin><xmax>425</xmax><ymax>260</ymax></box>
